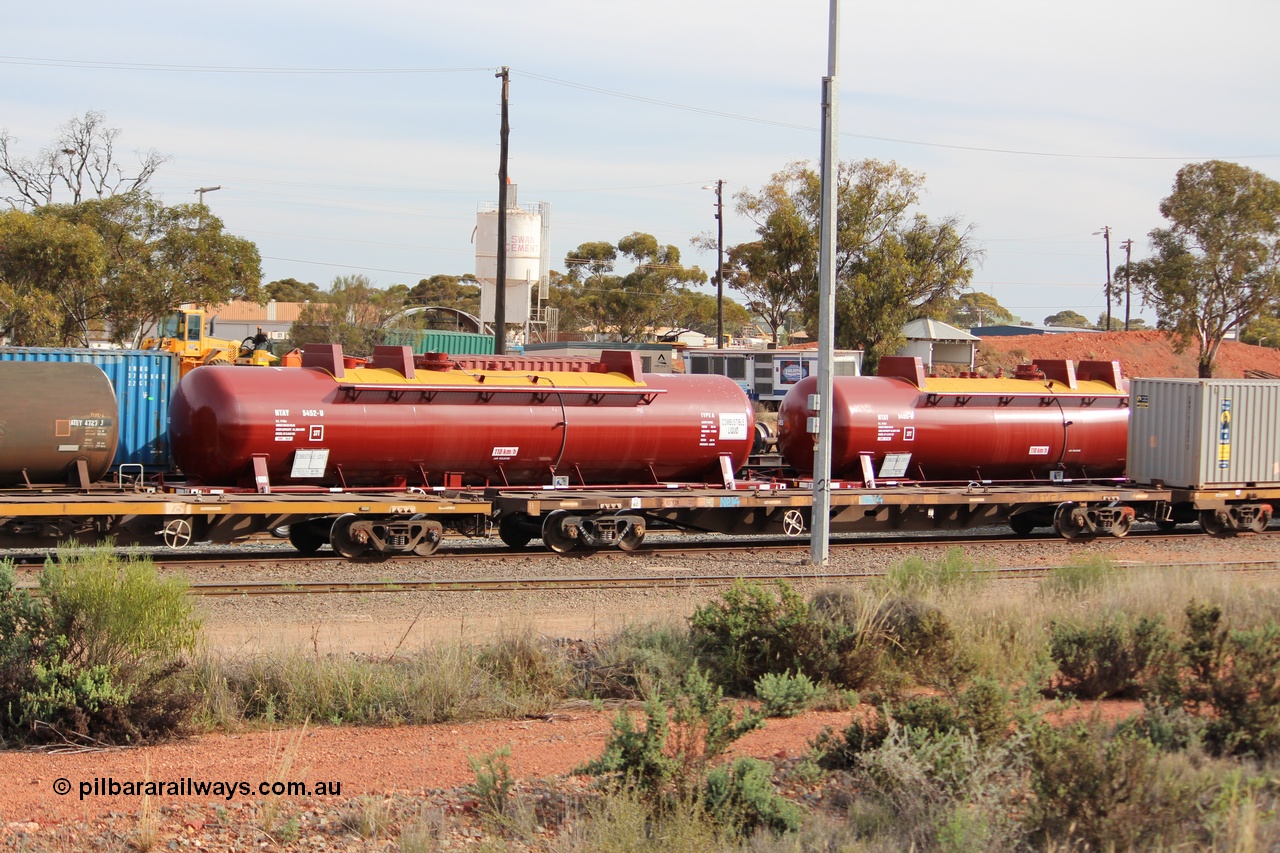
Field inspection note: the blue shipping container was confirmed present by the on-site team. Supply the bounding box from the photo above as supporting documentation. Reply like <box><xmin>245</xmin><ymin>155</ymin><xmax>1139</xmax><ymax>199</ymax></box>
<box><xmin>0</xmin><ymin>348</ymin><xmax>178</xmax><ymax>471</ymax></box>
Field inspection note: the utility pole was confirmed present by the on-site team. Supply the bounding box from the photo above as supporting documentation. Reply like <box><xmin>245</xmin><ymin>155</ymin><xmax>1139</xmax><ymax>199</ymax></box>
<box><xmin>494</xmin><ymin>66</ymin><xmax>510</xmax><ymax>355</ymax></box>
<box><xmin>1120</xmin><ymin>238</ymin><xmax>1133</xmax><ymax>331</ymax></box>
<box><xmin>1094</xmin><ymin>226</ymin><xmax>1112</xmax><ymax>330</ymax></box>
<box><xmin>713</xmin><ymin>179</ymin><xmax>725</xmax><ymax>348</ymax></box>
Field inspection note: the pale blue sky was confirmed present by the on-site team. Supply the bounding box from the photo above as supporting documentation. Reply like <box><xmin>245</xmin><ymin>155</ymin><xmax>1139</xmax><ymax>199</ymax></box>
<box><xmin>4</xmin><ymin>0</ymin><xmax>1277</xmax><ymax>326</ymax></box>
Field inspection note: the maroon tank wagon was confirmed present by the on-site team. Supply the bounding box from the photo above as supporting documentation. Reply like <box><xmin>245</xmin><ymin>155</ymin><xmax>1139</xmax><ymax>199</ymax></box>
<box><xmin>778</xmin><ymin>357</ymin><xmax>1129</xmax><ymax>484</ymax></box>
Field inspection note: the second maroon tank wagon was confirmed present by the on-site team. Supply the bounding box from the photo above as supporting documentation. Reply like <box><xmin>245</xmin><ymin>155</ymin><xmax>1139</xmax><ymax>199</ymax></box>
<box><xmin>777</xmin><ymin>357</ymin><xmax>1130</xmax><ymax>484</ymax></box>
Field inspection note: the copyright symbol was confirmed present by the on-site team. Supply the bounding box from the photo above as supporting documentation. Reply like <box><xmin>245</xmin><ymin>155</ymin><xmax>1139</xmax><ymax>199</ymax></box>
<box><xmin>52</xmin><ymin>778</ymin><xmax>72</xmax><ymax>796</ymax></box>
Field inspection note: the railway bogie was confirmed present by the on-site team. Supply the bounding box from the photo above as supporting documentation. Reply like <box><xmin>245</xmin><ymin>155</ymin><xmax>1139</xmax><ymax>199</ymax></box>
<box><xmin>538</xmin><ymin>509</ymin><xmax>646</xmax><ymax>553</ymax></box>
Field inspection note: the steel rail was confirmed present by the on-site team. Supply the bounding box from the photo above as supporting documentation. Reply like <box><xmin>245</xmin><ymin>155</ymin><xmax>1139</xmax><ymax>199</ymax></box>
<box><xmin>188</xmin><ymin>559</ymin><xmax>1280</xmax><ymax>597</ymax></box>
<box><xmin>141</xmin><ymin>527</ymin><xmax>1277</xmax><ymax>571</ymax></box>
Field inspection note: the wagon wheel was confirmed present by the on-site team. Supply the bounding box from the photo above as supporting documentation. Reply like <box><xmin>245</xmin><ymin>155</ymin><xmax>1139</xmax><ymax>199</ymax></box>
<box><xmin>498</xmin><ymin>513</ymin><xmax>535</xmax><ymax>550</ymax></box>
<box><xmin>1249</xmin><ymin>507</ymin><xmax>1272</xmax><ymax>533</ymax></box>
<box><xmin>1008</xmin><ymin>513</ymin><xmax>1037</xmax><ymax>537</ymax></box>
<box><xmin>411</xmin><ymin>515</ymin><xmax>444</xmax><ymax>556</ymax></box>
<box><xmin>1198</xmin><ymin>509</ymin><xmax>1234</xmax><ymax>538</ymax></box>
<box><xmin>1109</xmin><ymin>510</ymin><xmax>1133</xmax><ymax>539</ymax></box>
<box><xmin>162</xmin><ymin>517</ymin><xmax>193</xmax><ymax>549</ymax></box>
<box><xmin>781</xmin><ymin>509</ymin><xmax>806</xmax><ymax>537</ymax></box>
<box><xmin>616</xmin><ymin>512</ymin><xmax>646</xmax><ymax>552</ymax></box>
<box><xmin>330</xmin><ymin>513</ymin><xmax>371</xmax><ymax>559</ymax></box>
<box><xmin>1155</xmin><ymin>518</ymin><xmax>1180</xmax><ymax>531</ymax></box>
<box><xmin>288</xmin><ymin>520</ymin><xmax>330</xmax><ymax>554</ymax></box>
<box><xmin>541</xmin><ymin>510</ymin><xmax>582</xmax><ymax>554</ymax></box>
<box><xmin>1053</xmin><ymin>503</ymin><xmax>1093</xmax><ymax>541</ymax></box>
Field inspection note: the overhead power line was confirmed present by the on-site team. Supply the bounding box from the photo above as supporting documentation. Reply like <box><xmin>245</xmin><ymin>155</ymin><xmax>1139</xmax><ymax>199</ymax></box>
<box><xmin>2</xmin><ymin>55</ymin><xmax>1273</xmax><ymax>161</ymax></box>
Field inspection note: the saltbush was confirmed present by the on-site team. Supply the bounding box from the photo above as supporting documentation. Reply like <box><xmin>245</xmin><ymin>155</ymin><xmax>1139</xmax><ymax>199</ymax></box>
<box><xmin>690</xmin><ymin>581</ymin><xmax>831</xmax><ymax>692</ymax></box>
<box><xmin>1026</xmin><ymin>716</ymin><xmax>1212</xmax><ymax>850</ymax></box>
<box><xmin>754</xmin><ymin>670</ymin><xmax>818</xmax><ymax>718</ymax></box>
<box><xmin>0</xmin><ymin>549</ymin><xmax>199</xmax><ymax>745</ymax></box>
<box><xmin>1048</xmin><ymin>612</ymin><xmax>1173</xmax><ymax>699</ymax></box>
<box><xmin>1154</xmin><ymin>602</ymin><xmax>1280</xmax><ymax>758</ymax></box>
<box><xmin>577</xmin><ymin>668</ymin><xmax>778</xmax><ymax>833</ymax></box>
<box><xmin>703</xmin><ymin>756</ymin><xmax>803</xmax><ymax>836</ymax></box>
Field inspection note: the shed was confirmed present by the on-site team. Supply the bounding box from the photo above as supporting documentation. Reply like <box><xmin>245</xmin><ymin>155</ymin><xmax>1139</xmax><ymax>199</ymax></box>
<box><xmin>896</xmin><ymin>319</ymin><xmax>979</xmax><ymax>370</ymax></box>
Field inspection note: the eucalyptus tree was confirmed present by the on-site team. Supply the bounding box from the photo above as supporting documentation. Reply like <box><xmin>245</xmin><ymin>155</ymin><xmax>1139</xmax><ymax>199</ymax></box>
<box><xmin>1129</xmin><ymin>160</ymin><xmax>1280</xmax><ymax>376</ymax></box>
<box><xmin>734</xmin><ymin>159</ymin><xmax>980</xmax><ymax>371</ymax></box>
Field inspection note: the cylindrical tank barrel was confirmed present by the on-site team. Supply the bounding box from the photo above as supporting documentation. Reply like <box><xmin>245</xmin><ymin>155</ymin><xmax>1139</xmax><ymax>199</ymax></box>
<box><xmin>0</xmin><ymin>362</ymin><xmax>119</xmax><ymax>486</ymax></box>
<box><xmin>168</xmin><ymin>365</ymin><xmax>755</xmax><ymax>488</ymax></box>
<box><xmin>778</xmin><ymin>372</ymin><xmax>1129</xmax><ymax>482</ymax></box>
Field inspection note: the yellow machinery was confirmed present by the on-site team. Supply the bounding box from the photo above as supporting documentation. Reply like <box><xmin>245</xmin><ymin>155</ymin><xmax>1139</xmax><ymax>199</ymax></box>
<box><xmin>141</xmin><ymin>309</ymin><xmax>277</xmax><ymax>376</ymax></box>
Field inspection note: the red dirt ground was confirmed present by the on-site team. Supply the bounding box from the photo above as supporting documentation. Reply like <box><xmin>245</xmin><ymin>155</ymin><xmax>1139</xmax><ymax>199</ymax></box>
<box><xmin>974</xmin><ymin>329</ymin><xmax>1280</xmax><ymax>379</ymax></box>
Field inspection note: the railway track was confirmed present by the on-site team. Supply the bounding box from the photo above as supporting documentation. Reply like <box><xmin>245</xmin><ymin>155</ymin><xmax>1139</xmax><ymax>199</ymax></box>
<box><xmin>148</xmin><ymin>526</ymin><xmax>1276</xmax><ymax>570</ymax></box>
<box><xmin>5</xmin><ymin>526</ymin><xmax>1274</xmax><ymax>570</ymax></box>
<box><xmin>187</xmin><ymin>558</ymin><xmax>1280</xmax><ymax>597</ymax></box>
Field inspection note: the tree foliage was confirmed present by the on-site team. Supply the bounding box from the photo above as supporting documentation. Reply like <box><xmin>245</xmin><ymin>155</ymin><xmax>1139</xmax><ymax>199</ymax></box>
<box><xmin>1130</xmin><ymin>160</ymin><xmax>1280</xmax><ymax>377</ymax></box>
<box><xmin>560</xmin><ymin>233</ymin><xmax>709</xmax><ymax>342</ymax></box>
<box><xmin>1044</xmin><ymin>310</ymin><xmax>1092</xmax><ymax>329</ymax></box>
<box><xmin>265</xmin><ymin>277</ymin><xmax>325</xmax><ymax>303</ymax></box>
<box><xmin>944</xmin><ymin>292</ymin><xmax>1013</xmax><ymax>329</ymax></box>
<box><xmin>1</xmin><ymin>110</ymin><xmax>168</xmax><ymax>209</ymax></box>
<box><xmin>0</xmin><ymin>209</ymin><xmax>106</xmax><ymax>345</ymax></box>
<box><xmin>1240</xmin><ymin>312</ymin><xmax>1280</xmax><ymax>348</ymax></box>
<box><xmin>291</xmin><ymin>274</ymin><xmax>413</xmax><ymax>355</ymax></box>
<box><xmin>0</xmin><ymin>113</ymin><xmax>262</xmax><ymax>346</ymax></box>
<box><xmin>407</xmin><ymin>274</ymin><xmax>481</xmax><ymax>317</ymax></box>
<box><xmin>735</xmin><ymin>160</ymin><xmax>981</xmax><ymax>371</ymax></box>
<box><xmin>1</xmin><ymin>196</ymin><xmax>261</xmax><ymax>346</ymax></box>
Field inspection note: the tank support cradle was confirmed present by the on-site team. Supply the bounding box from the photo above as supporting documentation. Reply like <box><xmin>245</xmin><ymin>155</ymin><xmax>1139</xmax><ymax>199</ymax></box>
<box><xmin>541</xmin><ymin>510</ymin><xmax>646</xmax><ymax>554</ymax></box>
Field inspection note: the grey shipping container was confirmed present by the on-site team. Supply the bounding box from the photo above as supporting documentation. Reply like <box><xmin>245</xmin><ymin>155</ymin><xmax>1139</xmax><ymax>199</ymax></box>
<box><xmin>0</xmin><ymin>347</ymin><xmax>179</xmax><ymax>471</ymax></box>
<box><xmin>1127</xmin><ymin>377</ymin><xmax>1280</xmax><ymax>489</ymax></box>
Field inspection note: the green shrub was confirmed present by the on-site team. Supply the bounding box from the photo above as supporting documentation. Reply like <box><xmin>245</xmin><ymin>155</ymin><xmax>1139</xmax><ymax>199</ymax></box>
<box><xmin>0</xmin><ymin>548</ymin><xmax>199</xmax><ymax>745</ymax></box>
<box><xmin>876</xmin><ymin>597</ymin><xmax>967</xmax><ymax>684</ymax></box>
<box><xmin>1157</xmin><ymin>602</ymin><xmax>1280</xmax><ymax>758</ymax></box>
<box><xmin>467</xmin><ymin>746</ymin><xmax>515</xmax><ymax>817</ymax></box>
<box><xmin>754</xmin><ymin>670</ymin><xmax>818</xmax><ymax>718</ymax></box>
<box><xmin>1048</xmin><ymin>612</ymin><xmax>1173</xmax><ymax>699</ymax></box>
<box><xmin>847</xmin><ymin>722</ymin><xmax>1029</xmax><ymax>850</ymax></box>
<box><xmin>703</xmin><ymin>756</ymin><xmax>802</xmax><ymax>837</ymax></box>
<box><xmin>816</xmin><ymin>678</ymin><xmax>1015</xmax><ymax>773</ymax></box>
<box><xmin>1025</xmin><ymin>716</ymin><xmax>1210</xmax><ymax>850</ymax></box>
<box><xmin>578</xmin><ymin>668</ymin><xmax>763</xmax><ymax>811</ymax></box>
<box><xmin>690</xmin><ymin>580</ymin><xmax>831</xmax><ymax>693</ymax></box>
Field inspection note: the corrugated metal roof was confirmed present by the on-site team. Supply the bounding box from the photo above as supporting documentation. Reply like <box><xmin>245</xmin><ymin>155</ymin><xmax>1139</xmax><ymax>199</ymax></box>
<box><xmin>901</xmin><ymin>318</ymin><xmax>979</xmax><ymax>341</ymax></box>
<box><xmin>208</xmin><ymin>300</ymin><xmax>308</xmax><ymax>323</ymax></box>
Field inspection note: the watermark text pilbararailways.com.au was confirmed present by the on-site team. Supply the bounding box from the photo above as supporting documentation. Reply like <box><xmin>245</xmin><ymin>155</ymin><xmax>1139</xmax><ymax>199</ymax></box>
<box><xmin>52</xmin><ymin>777</ymin><xmax>342</xmax><ymax>801</ymax></box>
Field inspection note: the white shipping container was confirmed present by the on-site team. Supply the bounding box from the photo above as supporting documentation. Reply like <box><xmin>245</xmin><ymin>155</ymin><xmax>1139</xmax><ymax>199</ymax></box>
<box><xmin>1127</xmin><ymin>377</ymin><xmax>1280</xmax><ymax>489</ymax></box>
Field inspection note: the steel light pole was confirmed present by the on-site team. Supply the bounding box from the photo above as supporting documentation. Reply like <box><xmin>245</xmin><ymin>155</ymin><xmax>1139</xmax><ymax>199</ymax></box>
<box><xmin>1093</xmin><ymin>226</ymin><xmax>1112</xmax><ymax>329</ymax></box>
<box><xmin>702</xmin><ymin>180</ymin><xmax>725</xmax><ymax>347</ymax></box>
